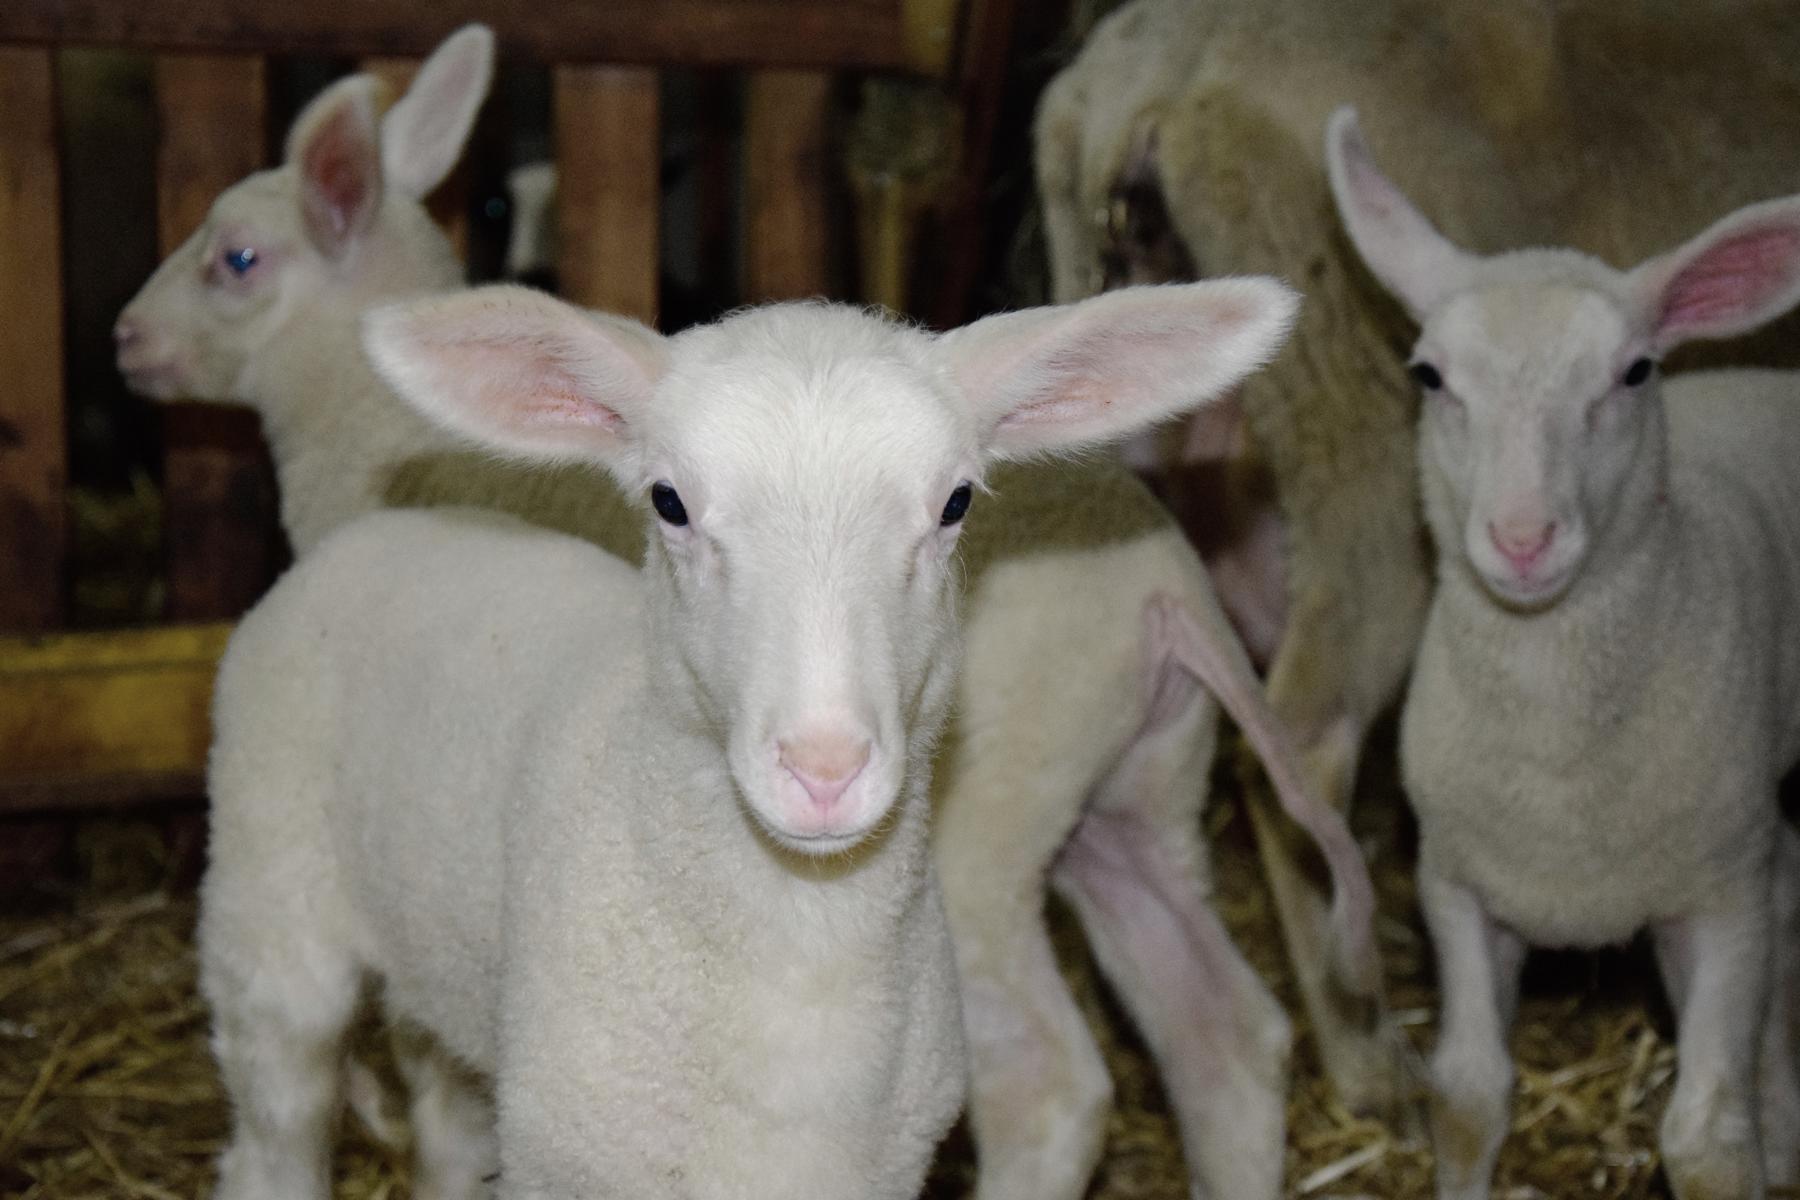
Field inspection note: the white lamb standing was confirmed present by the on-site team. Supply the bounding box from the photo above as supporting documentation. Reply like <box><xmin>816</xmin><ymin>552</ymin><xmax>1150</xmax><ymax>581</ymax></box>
<box><xmin>1326</xmin><ymin>106</ymin><xmax>1800</xmax><ymax>1200</ymax></box>
<box><xmin>200</xmin><ymin>277</ymin><xmax>1300</xmax><ymax>1200</ymax></box>
<box><xmin>118</xmin><ymin>27</ymin><xmax>1382</xmax><ymax>1200</ymax></box>
<box><xmin>1035</xmin><ymin>0</ymin><xmax>1800</xmax><ymax>1124</ymax></box>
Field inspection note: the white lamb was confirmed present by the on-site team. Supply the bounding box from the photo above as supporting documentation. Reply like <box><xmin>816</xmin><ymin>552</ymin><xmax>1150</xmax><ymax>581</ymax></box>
<box><xmin>200</xmin><ymin>278</ymin><xmax>1300</xmax><ymax>1200</ymax></box>
<box><xmin>1034</xmin><ymin>0</ymin><xmax>1800</xmax><ymax>1123</ymax></box>
<box><xmin>1326</xmin><ymin>106</ymin><xmax>1800</xmax><ymax>1200</ymax></box>
<box><xmin>118</xmin><ymin>29</ymin><xmax>1382</xmax><ymax>1200</ymax></box>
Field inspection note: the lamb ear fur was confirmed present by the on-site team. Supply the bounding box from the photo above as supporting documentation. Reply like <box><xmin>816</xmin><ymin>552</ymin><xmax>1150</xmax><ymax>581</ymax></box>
<box><xmin>380</xmin><ymin>25</ymin><xmax>496</xmax><ymax>199</ymax></box>
<box><xmin>1628</xmin><ymin>194</ymin><xmax>1800</xmax><ymax>353</ymax></box>
<box><xmin>936</xmin><ymin>279</ymin><xmax>1297</xmax><ymax>461</ymax></box>
<box><xmin>287</xmin><ymin>76</ymin><xmax>385</xmax><ymax>258</ymax></box>
<box><xmin>1325</xmin><ymin>106</ymin><xmax>1476</xmax><ymax>318</ymax></box>
<box><xmin>362</xmin><ymin>285</ymin><xmax>667</xmax><ymax>468</ymax></box>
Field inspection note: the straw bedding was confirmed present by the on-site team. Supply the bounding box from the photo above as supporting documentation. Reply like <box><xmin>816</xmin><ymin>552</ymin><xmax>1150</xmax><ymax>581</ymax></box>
<box><xmin>1</xmin><ymin>758</ymin><xmax>1709</xmax><ymax>1199</ymax></box>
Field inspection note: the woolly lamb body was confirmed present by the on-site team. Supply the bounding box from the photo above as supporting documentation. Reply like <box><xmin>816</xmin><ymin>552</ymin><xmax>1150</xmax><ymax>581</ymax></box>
<box><xmin>1406</xmin><ymin>372</ymin><xmax>1800</xmax><ymax>948</ymax></box>
<box><xmin>1328</xmin><ymin>108</ymin><xmax>1800</xmax><ymax>1200</ymax></box>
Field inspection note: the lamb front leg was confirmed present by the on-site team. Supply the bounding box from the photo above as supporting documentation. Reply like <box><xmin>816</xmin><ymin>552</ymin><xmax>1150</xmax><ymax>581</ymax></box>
<box><xmin>1653</xmin><ymin>891</ymin><xmax>1772</xmax><ymax>1200</ymax></box>
<box><xmin>1419</xmin><ymin>870</ymin><xmax>1525</xmax><ymax>1200</ymax></box>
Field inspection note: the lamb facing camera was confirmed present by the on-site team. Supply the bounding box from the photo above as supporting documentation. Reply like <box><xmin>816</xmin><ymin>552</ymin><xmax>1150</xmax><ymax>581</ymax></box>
<box><xmin>198</xmin><ymin>279</ymin><xmax>1298</xmax><ymax>1199</ymax></box>
<box><xmin>1327</xmin><ymin>105</ymin><xmax>1800</xmax><ymax>1200</ymax></box>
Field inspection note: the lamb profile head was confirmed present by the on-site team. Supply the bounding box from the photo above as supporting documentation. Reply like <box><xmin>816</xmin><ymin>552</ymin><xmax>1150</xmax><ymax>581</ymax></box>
<box><xmin>114</xmin><ymin>25</ymin><xmax>494</xmax><ymax>404</ymax></box>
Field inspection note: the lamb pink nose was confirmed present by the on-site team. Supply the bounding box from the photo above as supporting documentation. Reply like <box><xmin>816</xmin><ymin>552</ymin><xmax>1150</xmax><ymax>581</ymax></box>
<box><xmin>779</xmin><ymin>733</ymin><xmax>871</xmax><ymax>813</ymax></box>
<box><xmin>1489</xmin><ymin>521</ymin><xmax>1556</xmax><ymax>573</ymax></box>
<box><xmin>113</xmin><ymin>318</ymin><xmax>141</xmax><ymax>350</ymax></box>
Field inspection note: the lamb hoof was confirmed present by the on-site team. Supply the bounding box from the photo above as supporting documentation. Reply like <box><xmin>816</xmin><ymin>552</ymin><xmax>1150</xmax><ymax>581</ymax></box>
<box><xmin>1664</xmin><ymin>1106</ymin><xmax>1762</xmax><ymax>1200</ymax></box>
<box><xmin>1324</xmin><ymin>1022</ymin><xmax>1429</xmax><ymax>1141</ymax></box>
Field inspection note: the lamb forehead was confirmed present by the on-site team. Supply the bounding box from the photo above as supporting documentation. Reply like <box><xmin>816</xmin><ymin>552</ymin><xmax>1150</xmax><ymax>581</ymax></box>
<box><xmin>1432</xmin><ymin>281</ymin><xmax>1631</xmax><ymax>401</ymax></box>
<box><xmin>653</xmin><ymin>305</ymin><xmax>968</xmax><ymax>486</ymax></box>
<box><xmin>212</xmin><ymin>168</ymin><xmax>299</xmax><ymax>226</ymax></box>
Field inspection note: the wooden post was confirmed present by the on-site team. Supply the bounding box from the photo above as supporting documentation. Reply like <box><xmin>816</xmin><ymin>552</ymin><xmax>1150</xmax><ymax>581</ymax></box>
<box><xmin>743</xmin><ymin>70</ymin><xmax>834</xmax><ymax>302</ymax></box>
<box><xmin>693</xmin><ymin>73</ymin><xmax>736</xmax><ymax>315</ymax></box>
<box><xmin>152</xmin><ymin>54</ymin><xmax>285</xmax><ymax>622</ymax></box>
<box><xmin>363</xmin><ymin>55</ymin><xmax>474</xmax><ymax>259</ymax></box>
<box><xmin>924</xmin><ymin>0</ymin><xmax>1022</xmax><ymax>327</ymax></box>
<box><xmin>0</xmin><ymin>48</ymin><xmax>67</xmax><ymax>633</ymax></box>
<box><xmin>554</xmin><ymin>65</ymin><xmax>661</xmax><ymax>325</ymax></box>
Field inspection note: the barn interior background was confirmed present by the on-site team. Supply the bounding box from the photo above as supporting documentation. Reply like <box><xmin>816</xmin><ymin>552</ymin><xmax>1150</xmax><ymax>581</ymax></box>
<box><xmin>2</xmin><ymin>1</ymin><xmax>1797</xmax><ymax>1197</ymax></box>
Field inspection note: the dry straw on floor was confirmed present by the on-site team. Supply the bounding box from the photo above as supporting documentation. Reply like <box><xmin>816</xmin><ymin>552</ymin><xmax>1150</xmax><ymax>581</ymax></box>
<box><xmin>1</xmin><ymin>777</ymin><xmax>1706</xmax><ymax>1199</ymax></box>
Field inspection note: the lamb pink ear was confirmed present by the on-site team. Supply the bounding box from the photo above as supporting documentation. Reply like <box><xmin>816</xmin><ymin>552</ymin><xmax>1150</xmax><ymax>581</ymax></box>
<box><xmin>362</xmin><ymin>285</ymin><xmax>666</xmax><ymax>468</ymax></box>
<box><xmin>287</xmin><ymin>75</ymin><xmax>384</xmax><ymax>258</ymax></box>
<box><xmin>1629</xmin><ymin>194</ymin><xmax>1800</xmax><ymax>353</ymax></box>
<box><xmin>936</xmin><ymin>279</ymin><xmax>1297</xmax><ymax>460</ymax></box>
<box><xmin>1325</xmin><ymin>106</ymin><xmax>1476</xmax><ymax>317</ymax></box>
<box><xmin>381</xmin><ymin>25</ymin><xmax>496</xmax><ymax>200</ymax></box>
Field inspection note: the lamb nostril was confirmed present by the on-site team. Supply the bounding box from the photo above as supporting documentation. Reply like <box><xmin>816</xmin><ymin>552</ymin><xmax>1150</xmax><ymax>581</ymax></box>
<box><xmin>778</xmin><ymin>735</ymin><xmax>872</xmax><ymax>814</ymax></box>
<box><xmin>113</xmin><ymin>320</ymin><xmax>139</xmax><ymax>350</ymax></box>
<box><xmin>1488</xmin><ymin>521</ymin><xmax>1556</xmax><ymax>571</ymax></box>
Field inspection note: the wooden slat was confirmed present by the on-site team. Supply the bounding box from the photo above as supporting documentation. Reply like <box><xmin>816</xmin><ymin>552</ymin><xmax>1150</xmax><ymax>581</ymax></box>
<box><xmin>694</xmin><ymin>73</ymin><xmax>737</xmax><ymax>308</ymax></box>
<box><xmin>0</xmin><ymin>47</ymin><xmax>67</xmax><ymax>633</ymax></box>
<box><xmin>153</xmin><ymin>54</ymin><xmax>285</xmax><ymax>621</ymax></box>
<box><xmin>159</xmin><ymin>405</ymin><xmax>284</xmax><ymax>620</ymax></box>
<box><xmin>743</xmin><ymin>70</ymin><xmax>834</xmax><ymax>302</ymax></box>
<box><xmin>902</xmin><ymin>0</ymin><xmax>961</xmax><ymax>74</ymax></box>
<box><xmin>0</xmin><ymin>0</ymin><xmax>919</xmax><ymax>74</ymax></box>
<box><xmin>153</xmin><ymin>54</ymin><xmax>264</xmax><ymax>254</ymax></box>
<box><xmin>554</xmin><ymin>65</ymin><xmax>661</xmax><ymax>325</ymax></box>
<box><xmin>924</xmin><ymin>0</ymin><xmax>1021</xmax><ymax>326</ymax></box>
<box><xmin>363</xmin><ymin>55</ymin><xmax>473</xmax><ymax>259</ymax></box>
<box><xmin>0</xmin><ymin>622</ymin><xmax>228</xmax><ymax>809</ymax></box>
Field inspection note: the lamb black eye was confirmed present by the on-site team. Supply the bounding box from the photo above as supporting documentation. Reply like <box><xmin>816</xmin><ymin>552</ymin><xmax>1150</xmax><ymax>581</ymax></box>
<box><xmin>940</xmin><ymin>482</ymin><xmax>973</xmax><ymax>527</ymax></box>
<box><xmin>1408</xmin><ymin>361</ymin><xmax>1443</xmax><ymax>390</ymax></box>
<box><xmin>1623</xmin><ymin>357</ymin><xmax>1655</xmax><ymax>387</ymax></box>
<box><xmin>650</xmin><ymin>481</ymin><xmax>688</xmax><ymax>527</ymax></box>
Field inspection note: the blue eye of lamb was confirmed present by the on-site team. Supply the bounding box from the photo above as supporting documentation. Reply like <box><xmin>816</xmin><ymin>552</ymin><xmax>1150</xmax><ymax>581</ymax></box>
<box><xmin>940</xmin><ymin>482</ymin><xmax>973</xmax><ymax>526</ymax></box>
<box><xmin>651</xmin><ymin>481</ymin><xmax>689</xmax><ymax>527</ymax></box>
<box><xmin>223</xmin><ymin>247</ymin><xmax>258</xmax><ymax>276</ymax></box>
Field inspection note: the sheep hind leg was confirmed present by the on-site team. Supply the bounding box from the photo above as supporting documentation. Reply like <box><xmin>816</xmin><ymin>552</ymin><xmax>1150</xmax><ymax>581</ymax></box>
<box><xmin>1053</xmin><ymin>635</ymin><xmax>1290</xmax><ymax>1200</ymax></box>
<box><xmin>955</xmin><ymin>911</ymin><xmax>1114</xmax><ymax>1200</ymax></box>
<box><xmin>1241</xmin><ymin>700</ymin><xmax>1421</xmax><ymax>1128</ymax></box>
<box><xmin>393</xmin><ymin>1025</ymin><xmax>498</xmax><ymax>1200</ymax></box>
